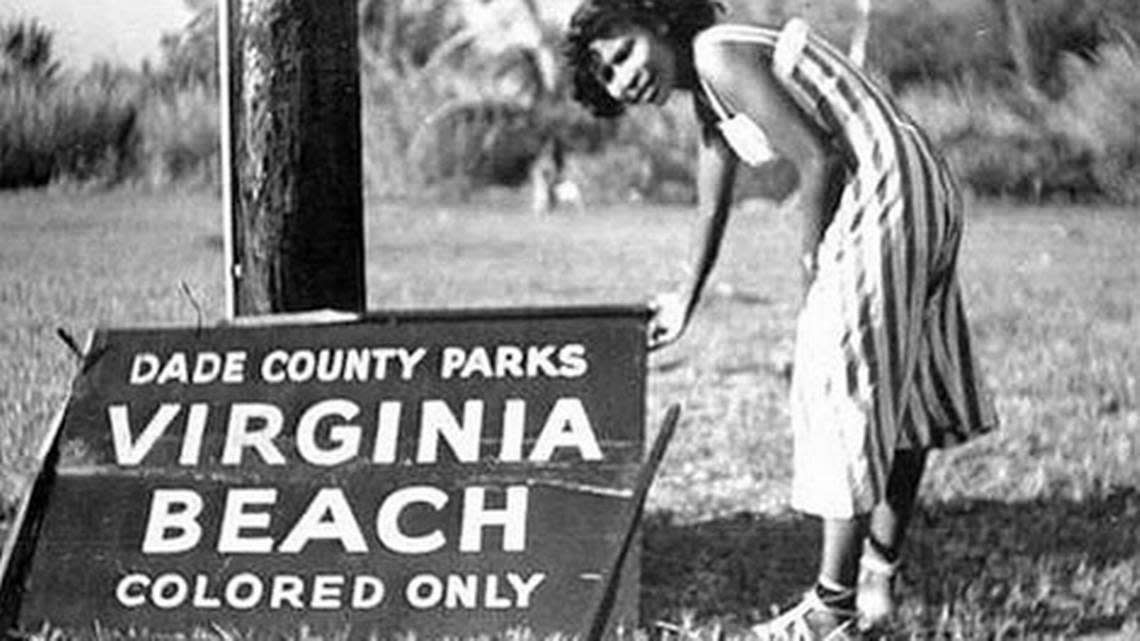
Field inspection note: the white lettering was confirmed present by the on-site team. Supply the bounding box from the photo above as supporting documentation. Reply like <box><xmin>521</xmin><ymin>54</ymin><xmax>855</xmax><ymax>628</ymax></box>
<box><xmin>459</xmin><ymin>486</ymin><xmax>528</xmax><ymax>552</ymax></box>
<box><xmin>109</xmin><ymin>403</ymin><xmax>181</xmax><ymax>466</ymax></box>
<box><xmin>156</xmin><ymin>353</ymin><xmax>189</xmax><ymax>385</ymax></box>
<box><xmin>129</xmin><ymin>353</ymin><xmax>159</xmax><ymax>385</ymax></box>
<box><xmin>178</xmin><ymin>403</ymin><xmax>209</xmax><ymax>466</ymax></box>
<box><xmin>262</xmin><ymin>347</ymin><xmax>425</xmax><ymax>383</ymax></box>
<box><xmin>436</xmin><ymin>344</ymin><xmax>589</xmax><ymax>379</ymax></box>
<box><xmin>191</xmin><ymin>352</ymin><xmax>221</xmax><ymax>383</ymax></box>
<box><xmin>222</xmin><ymin>403</ymin><xmax>286</xmax><ymax>465</ymax></box>
<box><xmin>375</xmin><ymin>486</ymin><xmax>447</xmax><ymax>554</ymax></box>
<box><xmin>525</xmin><ymin>346</ymin><xmax>558</xmax><ymax>377</ymax></box>
<box><xmin>261</xmin><ymin>350</ymin><xmax>288</xmax><ymax>383</ymax></box>
<box><xmin>278</xmin><ymin>488</ymin><xmax>367</xmax><ymax>554</ymax></box>
<box><xmin>498</xmin><ymin>399</ymin><xmax>526</xmax><ymax>462</ymax></box>
<box><xmin>152</xmin><ymin>573</ymin><xmax>189</xmax><ymax>609</ymax></box>
<box><xmin>508</xmin><ymin>572</ymin><xmax>546</xmax><ymax>608</ymax></box>
<box><xmin>286</xmin><ymin>351</ymin><xmax>316</xmax><ymax>382</ymax></box>
<box><xmin>494</xmin><ymin>346</ymin><xmax>525</xmax><ymax>378</ymax></box>
<box><xmin>225</xmin><ymin>573</ymin><xmax>264</xmax><ymax>610</ymax></box>
<box><xmin>311</xmin><ymin>575</ymin><xmax>345</xmax><ymax>609</ymax></box>
<box><xmin>142</xmin><ymin>489</ymin><xmax>203</xmax><ymax>554</ymax></box>
<box><xmin>270</xmin><ymin>575</ymin><xmax>305</xmax><ymax>609</ymax></box>
<box><xmin>222</xmin><ymin>351</ymin><xmax>246</xmax><ymax>383</ymax></box>
<box><xmin>398</xmin><ymin>573</ymin><xmax>546</xmax><ymax>611</ymax></box>
<box><xmin>418</xmin><ymin>400</ymin><xmax>484</xmax><ymax>463</ymax></box>
<box><xmin>371</xmin><ymin>401</ymin><xmax>401</xmax><ymax>463</ymax></box>
<box><xmin>352</xmin><ymin>576</ymin><xmax>385</xmax><ymax>609</ymax></box>
<box><xmin>398</xmin><ymin>347</ymin><xmax>427</xmax><ymax>380</ymax></box>
<box><xmin>316</xmin><ymin>349</ymin><xmax>344</xmax><ymax>382</ymax></box>
<box><xmin>116</xmin><ymin>572</ymin><xmax>392</xmax><ymax>610</ymax></box>
<box><xmin>192</xmin><ymin>574</ymin><xmax>221</xmax><ymax>608</ymax></box>
<box><xmin>115</xmin><ymin>574</ymin><xmax>149</xmax><ymax>608</ymax></box>
<box><xmin>218</xmin><ymin>488</ymin><xmax>277</xmax><ymax>553</ymax></box>
<box><xmin>529</xmin><ymin>398</ymin><xmax>602</xmax><ymax>462</ymax></box>
<box><xmin>559</xmin><ymin>343</ymin><xmax>588</xmax><ymax>377</ymax></box>
<box><xmin>440</xmin><ymin>347</ymin><xmax>466</xmax><ymax>379</ymax></box>
<box><xmin>445</xmin><ymin>574</ymin><xmax>478</xmax><ymax>609</ymax></box>
<box><xmin>406</xmin><ymin>574</ymin><xmax>443</xmax><ymax>609</ymax></box>
<box><xmin>460</xmin><ymin>347</ymin><xmax>494</xmax><ymax>378</ymax></box>
<box><xmin>296</xmin><ymin>399</ymin><xmax>361</xmax><ymax>466</ymax></box>
<box><xmin>368</xmin><ymin>348</ymin><xmax>398</xmax><ymax>379</ymax></box>
<box><xmin>129</xmin><ymin>351</ymin><xmax>247</xmax><ymax>385</ymax></box>
<box><xmin>344</xmin><ymin>348</ymin><xmax>371</xmax><ymax>381</ymax></box>
<box><xmin>484</xmin><ymin>574</ymin><xmax>512</xmax><ymax>609</ymax></box>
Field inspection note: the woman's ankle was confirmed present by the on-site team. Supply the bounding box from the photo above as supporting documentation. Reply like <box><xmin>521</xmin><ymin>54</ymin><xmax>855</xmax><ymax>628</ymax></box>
<box><xmin>862</xmin><ymin>536</ymin><xmax>901</xmax><ymax>572</ymax></box>
<box><xmin>815</xmin><ymin>575</ymin><xmax>857</xmax><ymax>612</ymax></box>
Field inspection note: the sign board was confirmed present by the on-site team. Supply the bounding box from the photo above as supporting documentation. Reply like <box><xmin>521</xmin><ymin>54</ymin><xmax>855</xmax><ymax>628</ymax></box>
<box><xmin>1</xmin><ymin>307</ymin><xmax>648</xmax><ymax>639</ymax></box>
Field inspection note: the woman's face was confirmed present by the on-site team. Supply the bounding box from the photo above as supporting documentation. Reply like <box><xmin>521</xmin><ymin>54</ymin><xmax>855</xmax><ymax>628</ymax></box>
<box><xmin>588</xmin><ymin>23</ymin><xmax>677</xmax><ymax>107</ymax></box>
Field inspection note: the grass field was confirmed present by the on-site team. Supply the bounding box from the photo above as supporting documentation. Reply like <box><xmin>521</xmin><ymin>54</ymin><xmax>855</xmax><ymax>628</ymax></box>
<box><xmin>0</xmin><ymin>188</ymin><xmax>1138</xmax><ymax>639</ymax></box>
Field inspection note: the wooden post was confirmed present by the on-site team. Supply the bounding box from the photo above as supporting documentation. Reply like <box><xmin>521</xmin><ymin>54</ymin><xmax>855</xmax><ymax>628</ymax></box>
<box><xmin>221</xmin><ymin>0</ymin><xmax>365</xmax><ymax>318</ymax></box>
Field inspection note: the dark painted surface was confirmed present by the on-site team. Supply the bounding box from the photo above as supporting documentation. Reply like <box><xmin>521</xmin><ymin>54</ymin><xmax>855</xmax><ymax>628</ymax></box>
<box><xmin>1</xmin><ymin>307</ymin><xmax>648</xmax><ymax>639</ymax></box>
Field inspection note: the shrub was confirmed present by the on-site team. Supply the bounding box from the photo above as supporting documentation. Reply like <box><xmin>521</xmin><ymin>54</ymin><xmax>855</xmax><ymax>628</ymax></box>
<box><xmin>152</xmin><ymin>3</ymin><xmax>217</xmax><ymax>92</ymax></box>
<box><xmin>360</xmin><ymin>0</ymin><xmax>460</xmax><ymax>70</ymax></box>
<box><xmin>138</xmin><ymin>85</ymin><xmax>220</xmax><ymax>187</ymax></box>
<box><xmin>361</xmin><ymin>54</ymin><xmax>458</xmax><ymax>199</ymax></box>
<box><xmin>723</xmin><ymin>0</ymin><xmax>882</xmax><ymax>65</ymax></box>
<box><xmin>361</xmin><ymin>31</ymin><xmax>619</xmax><ymax>201</ymax></box>
<box><xmin>720</xmin><ymin>0</ymin><xmax>1010</xmax><ymax>91</ymax></box>
<box><xmin>901</xmin><ymin>43</ymin><xmax>1140</xmax><ymax>204</ymax></box>
<box><xmin>865</xmin><ymin>0</ymin><xmax>1140</xmax><ymax>94</ymax></box>
<box><xmin>900</xmin><ymin>82</ymin><xmax>1063</xmax><ymax>201</ymax></box>
<box><xmin>0</xmin><ymin>18</ymin><xmax>60</xmax><ymax>83</ymax></box>
<box><xmin>871</xmin><ymin>2</ymin><xmax>1012</xmax><ymax>91</ymax></box>
<box><xmin>0</xmin><ymin>19</ymin><xmax>141</xmax><ymax>189</ymax></box>
<box><xmin>1049</xmin><ymin>44</ymin><xmax>1140</xmax><ymax>204</ymax></box>
<box><xmin>564</xmin><ymin>96</ymin><xmax>797</xmax><ymax>205</ymax></box>
<box><xmin>0</xmin><ymin>70</ymin><xmax>139</xmax><ymax>189</ymax></box>
<box><xmin>554</xmin><ymin>101</ymin><xmax>697</xmax><ymax>205</ymax></box>
<box><xmin>1019</xmin><ymin>0</ymin><xmax>1140</xmax><ymax>95</ymax></box>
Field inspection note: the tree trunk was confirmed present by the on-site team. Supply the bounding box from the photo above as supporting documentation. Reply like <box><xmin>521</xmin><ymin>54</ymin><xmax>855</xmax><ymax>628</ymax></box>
<box><xmin>225</xmin><ymin>0</ymin><xmax>365</xmax><ymax>316</ymax></box>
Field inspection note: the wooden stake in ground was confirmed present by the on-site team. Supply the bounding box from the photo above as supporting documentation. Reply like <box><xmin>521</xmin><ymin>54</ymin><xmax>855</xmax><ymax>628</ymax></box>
<box><xmin>220</xmin><ymin>0</ymin><xmax>365</xmax><ymax>317</ymax></box>
<box><xmin>584</xmin><ymin>403</ymin><xmax>682</xmax><ymax>640</ymax></box>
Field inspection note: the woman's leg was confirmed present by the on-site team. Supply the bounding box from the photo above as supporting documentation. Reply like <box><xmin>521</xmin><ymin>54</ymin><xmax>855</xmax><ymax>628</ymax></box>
<box><xmin>868</xmin><ymin>448</ymin><xmax>927</xmax><ymax>559</ymax></box>
<box><xmin>857</xmin><ymin>448</ymin><xmax>928</xmax><ymax>627</ymax></box>
<box><xmin>818</xmin><ymin>517</ymin><xmax>865</xmax><ymax>593</ymax></box>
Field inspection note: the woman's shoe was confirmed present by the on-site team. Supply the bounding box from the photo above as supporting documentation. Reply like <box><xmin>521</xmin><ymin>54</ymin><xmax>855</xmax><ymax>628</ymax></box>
<box><xmin>856</xmin><ymin>546</ymin><xmax>899</xmax><ymax>629</ymax></box>
<box><xmin>751</xmin><ymin>589</ymin><xmax>862</xmax><ymax>641</ymax></box>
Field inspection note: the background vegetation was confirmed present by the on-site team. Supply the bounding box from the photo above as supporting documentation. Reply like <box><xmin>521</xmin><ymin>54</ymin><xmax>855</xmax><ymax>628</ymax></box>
<box><xmin>3</xmin><ymin>0</ymin><xmax>1140</xmax><ymax>204</ymax></box>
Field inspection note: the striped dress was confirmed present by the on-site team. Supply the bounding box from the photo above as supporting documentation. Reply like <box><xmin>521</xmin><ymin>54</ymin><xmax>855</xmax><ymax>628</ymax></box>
<box><xmin>695</xmin><ymin>21</ymin><xmax>999</xmax><ymax>518</ymax></box>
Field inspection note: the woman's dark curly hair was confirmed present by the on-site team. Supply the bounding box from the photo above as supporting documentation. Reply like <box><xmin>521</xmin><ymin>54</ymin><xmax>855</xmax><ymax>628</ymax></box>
<box><xmin>563</xmin><ymin>0</ymin><xmax>724</xmax><ymax>118</ymax></box>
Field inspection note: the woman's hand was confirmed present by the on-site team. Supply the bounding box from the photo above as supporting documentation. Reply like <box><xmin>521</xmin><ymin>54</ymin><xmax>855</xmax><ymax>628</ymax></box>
<box><xmin>647</xmin><ymin>291</ymin><xmax>687</xmax><ymax>350</ymax></box>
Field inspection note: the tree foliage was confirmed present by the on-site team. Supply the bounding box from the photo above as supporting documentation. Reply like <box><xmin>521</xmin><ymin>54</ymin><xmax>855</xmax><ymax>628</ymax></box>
<box><xmin>0</xmin><ymin>19</ymin><xmax>60</xmax><ymax>83</ymax></box>
<box><xmin>152</xmin><ymin>0</ymin><xmax>218</xmax><ymax>91</ymax></box>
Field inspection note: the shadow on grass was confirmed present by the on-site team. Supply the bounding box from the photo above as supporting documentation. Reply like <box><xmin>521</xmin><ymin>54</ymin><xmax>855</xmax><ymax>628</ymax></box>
<box><xmin>641</xmin><ymin>487</ymin><xmax>1140</xmax><ymax>636</ymax></box>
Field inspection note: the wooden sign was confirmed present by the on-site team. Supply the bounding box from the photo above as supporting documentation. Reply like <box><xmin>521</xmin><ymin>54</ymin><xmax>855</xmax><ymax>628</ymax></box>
<box><xmin>0</xmin><ymin>307</ymin><xmax>648</xmax><ymax>639</ymax></box>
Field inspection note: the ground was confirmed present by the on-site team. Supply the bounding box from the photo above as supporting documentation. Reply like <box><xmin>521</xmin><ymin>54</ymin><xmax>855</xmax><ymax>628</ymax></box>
<box><xmin>0</xmin><ymin>188</ymin><xmax>1137</xmax><ymax>639</ymax></box>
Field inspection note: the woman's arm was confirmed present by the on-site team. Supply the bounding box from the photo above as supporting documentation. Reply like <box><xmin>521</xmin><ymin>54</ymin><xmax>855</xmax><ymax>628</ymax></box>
<box><xmin>648</xmin><ymin>132</ymin><xmax>737</xmax><ymax>349</ymax></box>
<box><xmin>683</xmin><ymin>130</ymin><xmax>739</xmax><ymax>318</ymax></box>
